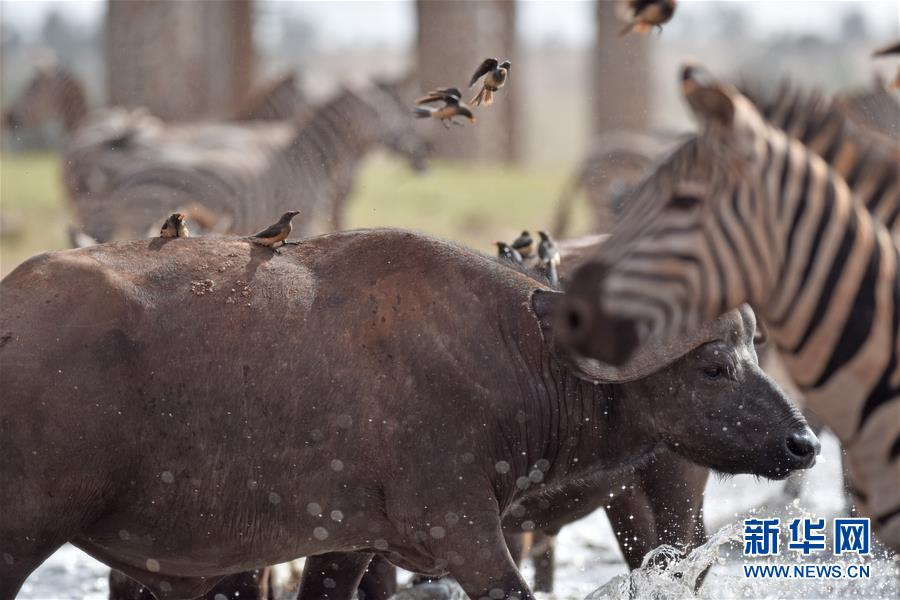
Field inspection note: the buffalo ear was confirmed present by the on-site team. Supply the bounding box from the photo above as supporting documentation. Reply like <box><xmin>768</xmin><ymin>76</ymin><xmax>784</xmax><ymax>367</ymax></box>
<box><xmin>531</xmin><ymin>289</ymin><xmax>563</xmax><ymax>331</ymax></box>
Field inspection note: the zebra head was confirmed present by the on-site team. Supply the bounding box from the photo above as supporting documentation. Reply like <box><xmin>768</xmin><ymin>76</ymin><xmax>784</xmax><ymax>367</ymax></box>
<box><xmin>559</xmin><ymin>64</ymin><xmax>812</xmax><ymax>365</ymax></box>
<box><xmin>4</xmin><ymin>62</ymin><xmax>87</xmax><ymax>133</ymax></box>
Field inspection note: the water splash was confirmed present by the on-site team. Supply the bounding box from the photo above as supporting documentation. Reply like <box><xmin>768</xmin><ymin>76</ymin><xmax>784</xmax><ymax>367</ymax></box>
<box><xmin>585</xmin><ymin>523</ymin><xmax>742</xmax><ymax>600</ymax></box>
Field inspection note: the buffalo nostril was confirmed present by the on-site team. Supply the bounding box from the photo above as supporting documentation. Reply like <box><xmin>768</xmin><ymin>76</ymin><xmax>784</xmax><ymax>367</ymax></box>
<box><xmin>785</xmin><ymin>429</ymin><xmax>820</xmax><ymax>467</ymax></box>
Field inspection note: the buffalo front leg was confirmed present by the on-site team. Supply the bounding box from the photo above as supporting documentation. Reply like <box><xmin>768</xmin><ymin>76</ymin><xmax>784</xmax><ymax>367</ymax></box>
<box><xmin>528</xmin><ymin>531</ymin><xmax>556</xmax><ymax>593</ymax></box>
<box><xmin>444</xmin><ymin>520</ymin><xmax>535</xmax><ymax>600</ymax></box>
<box><xmin>606</xmin><ymin>454</ymin><xmax>708</xmax><ymax>570</ymax></box>
<box><xmin>297</xmin><ymin>552</ymin><xmax>374</xmax><ymax>600</ymax></box>
<box><xmin>357</xmin><ymin>555</ymin><xmax>397</xmax><ymax>600</ymax></box>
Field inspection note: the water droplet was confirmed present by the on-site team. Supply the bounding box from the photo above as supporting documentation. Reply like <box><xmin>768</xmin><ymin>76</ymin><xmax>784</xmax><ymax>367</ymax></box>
<box><xmin>161</xmin><ymin>471</ymin><xmax>174</xmax><ymax>484</ymax></box>
<box><xmin>495</xmin><ymin>461</ymin><xmax>510</xmax><ymax>474</ymax></box>
<box><xmin>330</xmin><ymin>459</ymin><xmax>344</xmax><ymax>472</ymax></box>
<box><xmin>307</xmin><ymin>502</ymin><xmax>322</xmax><ymax>516</ymax></box>
<box><xmin>314</xmin><ymin>526</ymin><xmax>329</xmax><ymax>540</ymax></box>
<box><xmin>146</xmin><ymin>558</ymin><xmax>160</xmax><ymax>572</ymax></box>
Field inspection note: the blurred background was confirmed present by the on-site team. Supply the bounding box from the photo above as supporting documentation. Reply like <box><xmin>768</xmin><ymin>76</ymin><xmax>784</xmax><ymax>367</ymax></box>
<box><xmin>0</xmin><ymin>0</ymin><xmax>897</xmax><ymax>275</ymax></box>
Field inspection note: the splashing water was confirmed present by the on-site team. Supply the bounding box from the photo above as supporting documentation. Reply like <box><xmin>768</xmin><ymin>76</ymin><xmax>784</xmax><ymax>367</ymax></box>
<box><xmin>586</xmin><ymin>517</ymin><xmax>899</xmax><ymax>600</ymax></box>
<box><xmin>586</xmin><ymin>523</ymin><xmax>742</xmax><ymax>600</ymax></box>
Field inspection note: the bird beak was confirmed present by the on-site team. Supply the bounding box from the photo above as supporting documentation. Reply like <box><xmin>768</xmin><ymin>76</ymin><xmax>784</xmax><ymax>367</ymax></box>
<box><xmin>469</xmin><ymin>117</ymin><xmax>477</xmax><ymax>123</ymax></box>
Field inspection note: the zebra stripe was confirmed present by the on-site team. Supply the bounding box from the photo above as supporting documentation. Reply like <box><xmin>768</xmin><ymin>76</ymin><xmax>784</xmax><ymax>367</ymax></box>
<box><xmin>92</xmin><ymin>82</ymin><xmax>428</xmax><ymax>241</ymax></box>
<box><xmin>741</xmin><ymin>80</ymin><xmax>899</xmax><ymax>234</ymax></box>
<box><xmin>589</xmin><ymin>80</ymin><xmax>900</xmax><ymax>550</ymax></box>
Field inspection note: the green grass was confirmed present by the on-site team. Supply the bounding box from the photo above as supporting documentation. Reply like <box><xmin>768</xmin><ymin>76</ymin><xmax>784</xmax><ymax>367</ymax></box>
<box><xmin>1</xmin><ymin>152</ymin><xmax>73</xmax><ymax>275</ymax></box>
<box><xmin>0</xmin><ymin>152</ymin><xmax>593</xmax><ymax>276</ymax></box>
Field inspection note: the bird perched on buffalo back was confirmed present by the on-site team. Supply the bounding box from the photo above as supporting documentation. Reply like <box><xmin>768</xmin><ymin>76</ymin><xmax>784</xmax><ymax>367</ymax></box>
<box><xmin>495</xmin><ymin>241</ymin><xmax>523</xmax><ymax>265</ymax></box>
<box><xmin>872</xmin><ymin>40</ymin><xmax>900</xmax><ymax>90</ymax></box>
<box><xmin>249</xmin><ymin>211</ymin><xmax>300</xmax><ymax>249</ymax></box>
<box><xmin>537</xmin><ymin>230</ymin><xmax>561</xmax><ymax>286</ymax></box>
<box><xmin>413</xmin><ymin>88</ymin><xmax>477</xmax><ymax>128</ymax></box>
<box><xmin>616</xmin><ymin>0</ymin><xmax>677</xmax><ymax>37</ymax></box>
<box><xmin>469</xmin><ymin>58</ymin><xmax>511</xmax><ymax>107</ymax></box>
<box><xmin>160</xmin><ymin>213</ymin><xmax>190</xmax><ymax>239</ymax></box>
<box><xmin>511</xmin><ymin>230</ymin><xmax>536</xmax><ymax>258</ymax></box>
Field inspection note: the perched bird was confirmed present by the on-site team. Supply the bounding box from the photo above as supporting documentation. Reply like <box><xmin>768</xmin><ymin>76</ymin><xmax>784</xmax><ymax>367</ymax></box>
<box><xmin>413</xmin><ymin>88</ymin><xmax>477</xmax><ymax>128</ymax></box>
<box><xmin>616</xmin><ymin>0</ymin><xmax>677</xmax><ymax>37</ymax></box>
<box><xmin>249</xmin><ymin>210</ymin><xmax>300</xmax><ymax>249</ymax></box>
<box><xmin>872</xmin><ymin>40</ymin><xmax>900</xmax><ymax>90</ymax></box>
<box><xmin>537</xmin><ymin>230</ymin><xmax>561</xmax><ymax>286</ymax></box>
<box><xmin>495</xmin><ymin>241</ymin><xmax>523</xmax><ymax>265</ymax></box>
<box><xmin>469</xmin><ymin>58</ymin><xmax>511</xmax><ymax>107</ymax></box>
<box><xmin>511</xmin><ymin>230</ymin><xmax>536</xmax><ymax>257</ymax></box>
<box><xmin>159</xmin><ymin>213</ymin><xmax>190</xmax><ymax>239</ymax></box>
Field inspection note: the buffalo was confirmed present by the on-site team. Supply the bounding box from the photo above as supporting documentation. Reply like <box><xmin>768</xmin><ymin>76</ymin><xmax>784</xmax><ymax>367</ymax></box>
<box><xmin>0</xmin><ymin>230</ymin><xmax>816</xmax><ymax>600</ymax></box>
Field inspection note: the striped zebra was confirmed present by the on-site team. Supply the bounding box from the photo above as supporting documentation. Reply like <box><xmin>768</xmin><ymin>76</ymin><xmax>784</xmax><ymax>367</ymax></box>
<box><xmin>562</xmin><ymin>65</ymin><xmax>900</xmax><ymax>552</ymax></box>
<box><xmin>4</xmin><ymin>64</ymin><xmax>308</xmax><ymax>233</ymax></box>
<box><xmin>557</xmin><ymin>79</ymin><xmax>899</xmax><ymax>239</ymax></box>
<box><xmin>741</xmin><ymin>79</ymin><xmax>900</xmax><ymax>233</ymax></box>
<box><xmin>89</xmin><ymin>79</ymin><xmax>429</xmax><ymax>241</ymax></box>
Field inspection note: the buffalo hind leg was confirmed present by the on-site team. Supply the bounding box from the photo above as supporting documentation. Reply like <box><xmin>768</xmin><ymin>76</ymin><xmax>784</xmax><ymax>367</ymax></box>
<box><xmin>529</xmin><ymin>531</ymin><xmax>556</xmax><ymax>593</ymax></box>
<box><xmin>297</xmin><ymin>551</ymin><xmax>374</xmax><ymax>600</ymax></box>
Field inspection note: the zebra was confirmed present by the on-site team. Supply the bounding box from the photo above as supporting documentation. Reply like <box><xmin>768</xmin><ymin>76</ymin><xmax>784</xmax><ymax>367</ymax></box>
<box><xmin>4</xmin><ymin>63</ymin><xmax>308</xmax><ymax>228</ymax></box>
<box><xmin>90</xmin><ymin>79</ymin><xmax>429</xmax><ymax>241</ymax></box>
<box><xmin>741</xmin><ymin>79</ymin><xmax>899</xmax><ymax>233</ymax></box>
<box><xmin>561</xmin><ymin>65</ymin><xmax>900</xmax><ymax>552</ymax></box>
<box><xmin>556</xmin><ymin>79</ymin><xmax>899</xmax><ymax>239</ymax></box>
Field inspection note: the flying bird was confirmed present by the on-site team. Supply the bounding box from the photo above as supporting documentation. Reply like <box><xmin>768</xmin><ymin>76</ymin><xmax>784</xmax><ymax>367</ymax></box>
<box><xmin>469</xmin><ymin>58</ymin><xmax>511</xmax><ymax>107</ymax></box>
<box><xmin>872</xmin><ymin>40</ymin><xmax>900</xmax><ymax>90</ymax></box>
<box><xmin>249</xmin><ymin>211</ymin><xmax>300</xmax><ymax>249</ymax></box>
<box><xmin>537</xmin><ymin>230</ymin><xmax>561</xmax><ymax>286</ymax></box>
<box><xmin>413</xmin><ymin>88</ymin><xmax>476</xmax><ymax>128</ymax></box>
<box><xmin>511</xmin><ymin>230</ymin><xmax>536</xmax><ymax>258</ymax></box>
<box><xmin>495</xmin><ymin>241</ymin><xmax>523</xmax><ymax>265</ymax></box>
<box><xmin>159</xmin><ymin>213</ymin><xmax>190</xmax><ymax>239</ymax></box>
<box><xmin>616</xmin><ymin>0</ymin><xmax>677</xmax><ymax>37</ymax></box>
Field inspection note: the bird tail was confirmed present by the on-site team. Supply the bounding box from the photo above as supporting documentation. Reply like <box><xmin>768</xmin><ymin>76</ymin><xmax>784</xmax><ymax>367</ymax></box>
<box><xmin>471</xmin><ymin>87</ymin><xmax>493</xmax><ymax>107</ymax></box>
<box><xmin>412</xmin><ymin>107</ymin><xmax>433</xmax><ymax>119</ymax></box>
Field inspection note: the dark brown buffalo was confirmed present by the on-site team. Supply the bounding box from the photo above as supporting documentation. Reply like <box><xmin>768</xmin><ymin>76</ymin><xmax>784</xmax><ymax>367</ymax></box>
<box><xmin>0</xmin><ymin>230</ymin><xmax>816</xmax><ymax>600</ymax></box>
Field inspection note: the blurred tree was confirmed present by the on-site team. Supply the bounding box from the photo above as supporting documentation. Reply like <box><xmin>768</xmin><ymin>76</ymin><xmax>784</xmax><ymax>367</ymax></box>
<box><xmin>106</xmin><ymin>0</ymin><xmax>254</xmax><ymax>120</ymax></box>
<box><xmin>592</xmin><ymin>0</ymin><xmax>651</xmax><ymax>134</ymax></box>
<box><xmin>415</xmin><ymin>0</ymin><xmax>520</xmax><ymax>163</ymax></box>
<box><xmin>840</xmin><ymin>10</ymin><xmax>868</xmax><ymax>40</ymax></box>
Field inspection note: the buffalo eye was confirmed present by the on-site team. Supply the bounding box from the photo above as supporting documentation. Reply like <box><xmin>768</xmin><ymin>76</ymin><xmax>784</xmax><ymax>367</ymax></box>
<box><xmin>669</xmin><ymin>193</ymin><xmax>702</xmax><ymax>211</ymax></box>
<box><xmin>703</xmin><ymin>365</ymin><xmax>724</xmax><ymax>380</ymax></box>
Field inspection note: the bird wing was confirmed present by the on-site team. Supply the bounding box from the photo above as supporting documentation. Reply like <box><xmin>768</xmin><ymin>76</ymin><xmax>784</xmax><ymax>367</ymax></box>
<box><xmin>873</xmin><ymin>41</ymin><xmax>900</xmax><ymax>57</ymax></box>
<box><xmin>469</xmin><ymin>58</ymin><xmax>499</xmax><ymax>87</ymax></box>
<box><xmin>416</xmin><ymin>87</ymin><xmax>462</xmax><ymax>105</ymax></box>
<box><xmin>251</xmin><ymin>223</ymin><xmax>284</xmax><ymax>239</ymax></box>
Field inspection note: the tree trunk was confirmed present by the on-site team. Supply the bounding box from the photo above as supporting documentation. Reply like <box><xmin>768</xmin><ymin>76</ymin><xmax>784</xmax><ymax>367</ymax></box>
<box><xmin>592</xmin><ymin>0</ymin><xmax>651</xmax><ymax>134</ymax></box>
<box><xmin>415</xmin><ymin>0</ymin><xmax>520</xmax><ymax>162</ymax></box>
<box><xmin>106</xmin><ymin>0</ymin><xmax>254</xmax><ymax>121</ymax></box>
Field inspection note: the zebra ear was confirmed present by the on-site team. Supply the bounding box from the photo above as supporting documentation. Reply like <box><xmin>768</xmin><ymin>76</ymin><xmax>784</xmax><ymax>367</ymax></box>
<box><xmin>686</xmin><ymin>86</ymin><xmax>735</xmax><ymax>129</ymax></box>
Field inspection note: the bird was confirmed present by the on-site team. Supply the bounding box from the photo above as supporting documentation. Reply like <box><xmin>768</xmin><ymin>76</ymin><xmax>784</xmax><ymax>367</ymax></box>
<box><xmin>616</xmin><ymin>0</ymin><xmax>677</xmax><ymax>37</ymax></box>
<box><xmin>248</xmin><ymin>211</ymin><xmax>300</xmax><ymax>249</ymax></box>
<box><xmin>159</xmin><ymin>213</ymin><xmax>190</xmax><ymax>239</ymax></box>
<box><xmin>495</xmin><ymin>241</ymin><xmax>523</xmax><ymax>265</ymax></box>
<box><xmin>413</xmin><ymin>88</ymin><xmax>477</xmax><ymax>128</ymax></box>
<box><xmin>469</xmin><ymin>58</ymin><xmax>511</xmax><ymax>107</ymax></box>
<box><xmin>511</xmin><ymin>230</ymin><xmax>536</xmax><ymax>257</ymax></box>
<box><xmin>872</xmin><ymin>40</ymin><xmax>900</xmax><ymax>90</ymax></box>
<box><xmin>537</xmin><ymin>231</ymin><xmax>561</xmax><ymax>286</ymax></box>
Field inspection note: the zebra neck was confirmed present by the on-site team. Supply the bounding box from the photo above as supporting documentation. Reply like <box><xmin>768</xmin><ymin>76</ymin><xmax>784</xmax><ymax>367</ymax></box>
<box><xmin>760</xmin><ymin>135</ymin><xmax>899</xmax><ymax>405</ymax></box>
